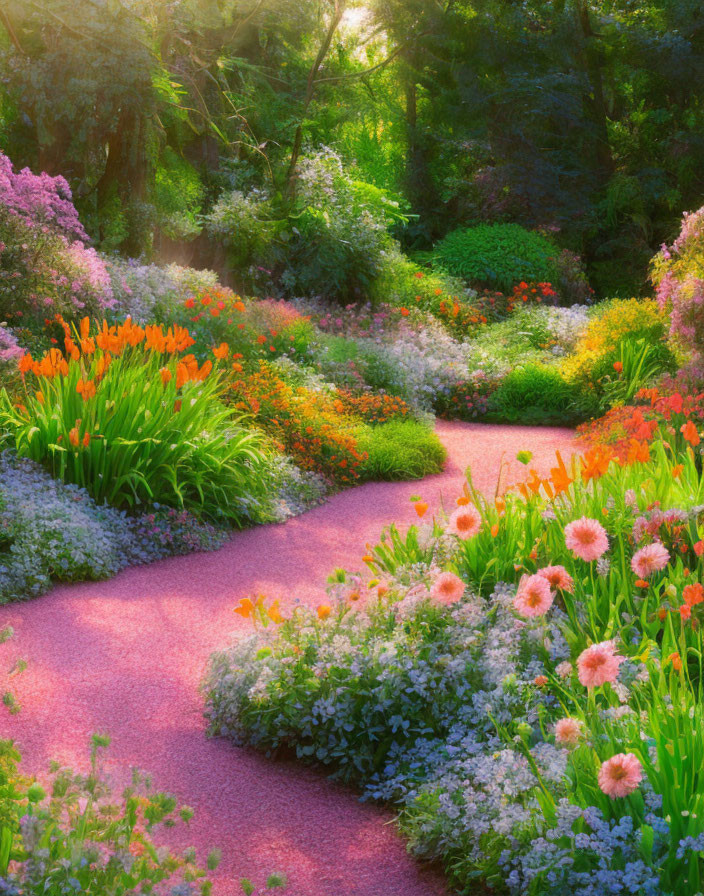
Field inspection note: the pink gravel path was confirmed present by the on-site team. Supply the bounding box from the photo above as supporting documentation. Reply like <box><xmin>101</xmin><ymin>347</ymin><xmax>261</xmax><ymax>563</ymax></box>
<box><xmin>0</xmin><ymin>422</ymin><xmax>575</xmax><ymax>896</ymax></box>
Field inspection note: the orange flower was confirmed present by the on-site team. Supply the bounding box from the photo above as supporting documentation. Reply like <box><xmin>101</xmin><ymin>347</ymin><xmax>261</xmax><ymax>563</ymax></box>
<box><xmin>491</xmin><ymin>523</ymin><xmax>499</xmax><ymax>537</ymax></box>
<box><xmin>232</xmin><ymin>362</ymin><xmax>243</xmax><ymax>373</ymax></box>
<box><xmin>18</xmin><ymin>352</ymin><xmax>33</xmax><ymax>375</ymax></box>
<box><xmin>657</xmin><ymin>606</ymin><xmax>667</xmax><ymax>621</ymax></box>
<box><xmin>233</xmin><ymin>597</ymin><xmax>255</xmax><ymax>619</ymax></box>
<box><xmin>626</xmin><ymin>439</ymin><xmax>650</xmax><ymax>466</ymax></box>
<box><xmin>213</xmin><ymin>342</ymin><xmax>229</xmax><ymax>360</ymax></box>
<box><xmin>635</xmin><ymin>578</ymin><xmax>649</xmax><ymax>588</ymax></box>
<box><xmin>684</xmin><ymin>583</ymin><xmax>704</xmax><ymax>606</ymax></box>
<box><xmin>160</xmin><ymin>367</ymin><xmax>172</xmax><ymax>386</ymax></box>
<box><xmin>267</xmin><ymin>601</ymin><xmax>283</xmax><ymax>624</ymax></box>
<box><xmin>550</xmin><ymin>451</ymin><xmax>573</xmax><ymax>495</ymax></box>
<box><xmin>495</xmin><ymin>497</ymin><xmax>506</xmax><ymax>516</ymax></box>
<box><xmin>68</xmin><ymin>426</ymin><xmax>80</xmax><ymax>448</ymax></box>
<box><xmin>317</xmin><ymin>605</ymin><xmax>332</xmax><ymax>620</ymax></box>
<box><xmin>581</xmin><ymin>445</ymin><xmax>614</xmax><ymax>481</ymax></box>
<box><xmin>695</xmin><ymin>541</ymin><xmax>704</xmax><ymax>557</ymax></box>
<box><xmin>400</xmin><ymin>307</ymin><xmax>410</xmax><ymax>317</ymax></box>
<box><xmin>76</xmin><ymin>378</ymin><xmax>96</xmax><ymax>400</ymax></box>
<box><xmin>82</xmin><ymin>431</ymin><xmax>91</xmax><ymax>448</ymax></box>
<box><xmin>672</xmin><ymin>464</ymin><xmax>684</xmax><ymax>479</ymax></box>
<box><xmin>681</xmin><ymin>420</ymin><xmax>700</xmax><ymax>446</ymax></box>
<box><xmin>534</xmin><ymin>675</ymin><xmax>548</xmax><ymax>687</ymax></box>
<box><xmin>414</xmin><ymin>501</ymin><xmax>428</xmax><ymax>518</ymax></box>
<box><xmin>667</xmin><ymin>652</ymin><xmax>682</xmax><ymax>671</ymax></box>
<box><xmin>35</xmin><ymin>390</ymin><xmax>44</xmax><ymax>405</ymax></box>
<box><xmin>613</xmin><ymin>361</ymin><xmax>623</xmax><ymax>373</ymax></box>
<box><xmin>457</xmin><ymin>496</ymin><xmax>470</xmax><ymax>506</ymax></box>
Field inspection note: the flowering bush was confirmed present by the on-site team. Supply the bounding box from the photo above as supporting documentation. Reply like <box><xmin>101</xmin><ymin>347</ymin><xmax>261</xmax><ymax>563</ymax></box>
<box><xmin>0</xmin><ymin>451</ymin><xmax>226</xmax><ymax>603</ymax></box>
<box><xmin>0</xmin><ymin>152</ymin><xmax>114</xmax><ymax>326</ymax></box>
<box><xmin>0</xmin><ymin>734</ymin><xmax>218</xmax><ymax>894</ymax></box>
<box><xmin>652</xmin><ymin>206</ymin><xmax>704</xmax><ymax>369</ymax></box>
<box><xmin>0</xmin><ymin>317</ymin><xmax>268</xmax><ymax>523</ymax></box>
<box><xmin>231</xmin><ymin>361</ymin><xmax>365</xmax><ymax>486</ymax></box>
<box><xmin>207</xmin><ymin>409</ymin><xmax>704</xmax><ymax>895</ymax></box>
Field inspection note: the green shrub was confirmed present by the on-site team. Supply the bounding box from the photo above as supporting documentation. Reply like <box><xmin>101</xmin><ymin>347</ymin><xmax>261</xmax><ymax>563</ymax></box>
<box><xmin>434</xmin><ymin>224</ymin><xmax>560</xmax><ymax>292</ymax></box>
<box><xmin>489</xmin><ymin>363</ymin><xmax>595</xmax><ymax>425</ymax></box>
<box><xmin>357</xmin><ymin>420</ymin><xmax>446</xmax><ymax>481</ymax></box>
<box><xmin>153</xmin><ymin>146</ymin><xmax>204</xmax><ymax>241</ymax></box>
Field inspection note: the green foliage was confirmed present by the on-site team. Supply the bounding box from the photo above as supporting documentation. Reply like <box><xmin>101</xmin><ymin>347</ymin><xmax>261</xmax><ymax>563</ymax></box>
<box><xmin>154</xmin><ymin>147</ymin><xmax>205</xmax><ymax>241</ymax></box>
<box><xmin>434</xmin><ymin>224</ymin><xmax>560</xmax><ymax>292</ymax></box>
<box><xmin>0</xmin><ymin>734</ymin><xmax>217</xmax><ymax>893</ymax></box>
<box><xmin>489</xmin><ymin>363</ymin><xmax>596</xmax><ymax>425</ymax></box>
<box><xmin>357</xmin><ymin>420</ymin><xmax>446</xmax><ymax>481</ymax></box>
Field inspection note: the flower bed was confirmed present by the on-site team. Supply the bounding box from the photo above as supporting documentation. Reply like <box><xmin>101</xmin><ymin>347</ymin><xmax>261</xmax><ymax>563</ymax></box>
<box><xmin>206</xmin><ymin>410</ymin><xmax>704</xmax><ymax>895</ymax></box>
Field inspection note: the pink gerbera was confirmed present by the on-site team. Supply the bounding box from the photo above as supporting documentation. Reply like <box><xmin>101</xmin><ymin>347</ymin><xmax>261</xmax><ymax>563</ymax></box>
<box><xmin>446</xmin><ymin>504</ymin><xmax>482</xmax><ymax>540</ymax></box>
<box><xmin>554</xmin><ymin>717</ymin><xmax>582</xmax><ymax>746</ymax></box>
<box><xmin>577</xmin><ymin>640</ymin><xmax>624</xmax><ymax>688</ymax></box>
<box><xmin>513</xmin><ymin>574</ymin><xmax>554</xmax><ymax>618</ymax></box>
<box><xmin>564</xmin><ymin>517</ymin><xmax>609</xmax><ymax>562</ymax></box>
<box><xmin>538</xmin><ymin>565</ymin><xmax>574</xmax><ymax>593</ymax></box>
<box><xmin>430</xmin><ymin>571</ymin><xmax>465</xmax><ymax>605</ymax></box>
<box><xmin>598</xmin><ymin>753</ymin><xmax>643</xmax><ymax>798</ymax></box>
<box><xmin>631</xmin><ymin>542</ymin><xmax>670</xmax><ymax>578</ymax></box>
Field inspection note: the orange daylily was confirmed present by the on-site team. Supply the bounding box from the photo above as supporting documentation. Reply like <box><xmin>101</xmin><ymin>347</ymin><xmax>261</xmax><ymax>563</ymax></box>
<box><xmin>160</xmin><ymin>367</ymin><xmax>172</xmax><ymax>386</ymax></box>
<box><xmin>76</xmin><ymin>378</ymin><xmax>96</xmax><ymax>400</ymax></box>
<box><xmin>233</xmin><ymin>597</ymin><xmax>255</xmax><ymax>619</ymax></box>
<box><xmin>213</xmin><ymin>342</ymin><xmax>229</xmax><ymax>360</ymax></box>
<box><xmin>681</xmin><ymin>420</ymin><xmax>701</xmax><ymax>446</ymax></box>
<box><xmin>550</xmin><ymin>451</ymin><xmax>573</xmax><ymax>495</ymax></box>
<box><xmin>581</xmin><ymin>445</ymin><xmax>614</xmax><ymax>482</ymax></box>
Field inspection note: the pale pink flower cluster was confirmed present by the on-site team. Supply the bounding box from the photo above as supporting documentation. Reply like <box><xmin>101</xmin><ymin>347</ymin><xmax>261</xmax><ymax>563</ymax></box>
<box><xmin>446</xmin><ymin>505</ymin><xmax>482</xmax><ymax>540</ymax></box>
<box><xmin>598</xmin><ymin>753</ymin><xmax>643</xmax><ymax>798</ymax></box>
<box><xmin>554</xmin><ymin>717</ymin><xmax>582</xmax><ymax>746</ymax></box>
<box><xmin>513</xmin><ymin>574</ymin><xmax>554</xmax><ymax>618</ymax></box>
<box><xmin>564</xmin><ymin>517</ymin><xmax>609</xmax><ymax>562</ymax></box>
<box><xmin>631</xmin><ymin>542</ymin><xmax>670</xmax><ymax>578</ymax></box>
<box><xmin>430</xmin><ymin>571</ymin><xmax>465</xmax><ymax>605</ymax></box>
<box><xmin>577</xmin><ymin>640</ymin><xmax>624</xmax><ymax>688</ymax></box>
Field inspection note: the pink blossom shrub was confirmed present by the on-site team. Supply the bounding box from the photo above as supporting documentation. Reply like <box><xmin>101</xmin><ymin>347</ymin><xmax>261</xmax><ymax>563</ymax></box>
<box><xmin>652</xmin><ymin>207</ymin><xmax>704</xmax><ymax>369</ymax></box>
<box><xmin>0</xmin><ymin>151</ymin><xmax>113</xmax><ymax>325</ymax></box>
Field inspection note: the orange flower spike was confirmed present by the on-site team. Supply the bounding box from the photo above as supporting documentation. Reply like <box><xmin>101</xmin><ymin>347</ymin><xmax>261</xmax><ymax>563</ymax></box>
<box><xmin>233</xmin><ymin>597</ymin><xmax>255</xmax><ymax>619</ymax></box>
<box><xmin>82</xmin><ymin>431</ymin><xmax>91</xmax><ymax>448</ymax></box>
<box><xmin>160</xmin><ymin>367</ymin><xmax>172</xmax><ymax>386</ymax></box>
<box><xmin>682</xmin><ymin>420</ymin><xmax>701</xmax><ymax>446</ymax></box>
<box><xmin>68</xmin><ymin>426</ymin><xmax>80</xmax><ymax>448</ymax></box>
<box><xmin>175</xmin><ymin>362</ymin><xmax>189</xmax><ymax>390</ymax></box>
<box><xmin>491</xmin><ymin>523</ymin><xmax>499</xmax><ymax>537</ymax></box>
<box><xmin>213</xmin><ymin>342</ymin><xmax>229</xmax><ymax>361</ymax></box>
<box><xmin>526</xmin><ymin>469</ymin><xmax>542</xmax><ymax>495</ymax></box>
<box><xmin>672</xmin><ymin>464</ymin><xmax>684</xmax><ymax>479</ymax></box>
<box><xmin>550</xmin><ymin>451</ymin><xmax>573</xmax><ymax>495</ymax></box>
<box><xmin>18</xmin><ymin>353</ymin><xmax>33</xmax><ymax>375</ymax></box>
<box><xmin>414</xmin><ymin>501</ymin><xmax>429</xmax><ymax>518</ymax></box>
<box><xmin>79</xmin><ymin>317</ymin><xmax>91</xmax><ymax>340</ymax></box>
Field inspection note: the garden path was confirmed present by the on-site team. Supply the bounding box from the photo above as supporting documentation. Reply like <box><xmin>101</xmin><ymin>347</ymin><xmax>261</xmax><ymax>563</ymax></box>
<box><xmin>0</xmin><ymin>422</ymin><xmax>576</xmax><ymax>896</ymax></box>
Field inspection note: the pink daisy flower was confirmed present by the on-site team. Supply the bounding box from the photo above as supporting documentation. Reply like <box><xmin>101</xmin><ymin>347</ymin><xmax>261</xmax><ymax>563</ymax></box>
<box><xmin>430</xmin><ymin>571</ymin><xmax>465</xmax><ymax>605</ymax></box>
<box><xmin>577</xmin><ymin>640</ymin><xmax>624</xmax><ymax>688</ymax></box>
<box><xmin>446</xmin><ymin>504</ymin><xmax>482</xmax><ymax>540</ymax></box>
<box><xmin>554</xmin><ymin>717</ymin><xmax>582</xmax><ymax>746</ymax></box>
<box><xmin>631</xmin><ymin>542</ymin><xmax>670</xmax><ymax>578</ymax></box>
<box><xmin>564</xmin><ymin>517</ymin><xmax>609</xmax><ymax>562</ymax></box>
<box><xmin>538</xmin><ymin>565</ymin><xmax>574</xmax><ymax>593</ymax></box>
<box><xmin>598</xmin><ymin>753</ymin><xmax>643</xmax><ymax>799</ymax></box>
<box><xmin>513</xmin><ymin>574</ymin><xmax>554</xmax><ymax>618</ymax></box>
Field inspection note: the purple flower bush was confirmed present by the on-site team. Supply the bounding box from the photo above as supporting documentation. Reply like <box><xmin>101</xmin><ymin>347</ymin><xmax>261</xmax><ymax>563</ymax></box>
<box><xmin>0</xmin><ymin>452</ymin><xmax>226</xmax><ymax>603</ymax></box>
<box><xmin>0</xmin><ymin>151</ymin><xmax>114</xmax><ymax>326</ymax></box>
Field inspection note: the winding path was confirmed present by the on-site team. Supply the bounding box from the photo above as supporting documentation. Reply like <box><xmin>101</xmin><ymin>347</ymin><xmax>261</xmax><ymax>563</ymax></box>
<box><xmin>1</xmin><ymin>422</ymin><xmax>575</xmax><ymax>896</ymax></box>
